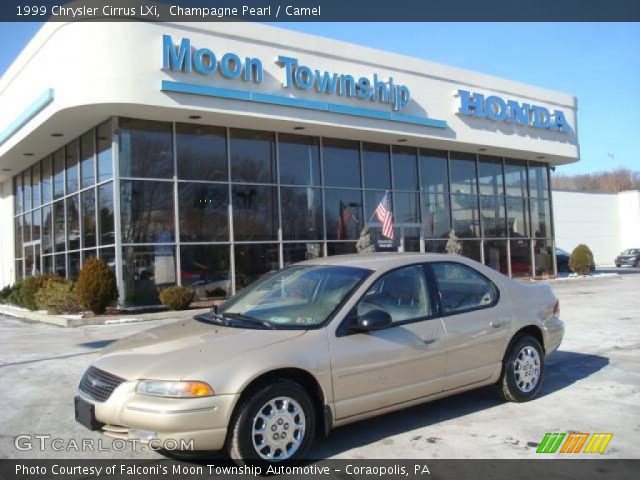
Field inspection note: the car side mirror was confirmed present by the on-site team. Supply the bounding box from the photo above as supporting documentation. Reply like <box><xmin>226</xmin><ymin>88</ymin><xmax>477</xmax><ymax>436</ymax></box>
<box><xmin>354</xmin><ymin>309</ymin><xmax>392</xmax><ymax>332</ymax></box>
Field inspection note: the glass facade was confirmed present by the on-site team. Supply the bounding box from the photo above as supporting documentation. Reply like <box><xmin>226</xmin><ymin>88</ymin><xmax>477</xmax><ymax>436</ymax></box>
<box><xmin>12</xmin><ymin>117</ymin><xmax>556</xmax><ymax>306</ymax></box>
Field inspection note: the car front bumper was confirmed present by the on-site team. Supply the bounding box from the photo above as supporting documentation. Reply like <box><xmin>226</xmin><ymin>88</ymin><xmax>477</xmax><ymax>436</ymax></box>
<box><xmin>76</xmin><ymin>381</ymin><xmax>238</xmax><ymax>451</ymax></box>
<box><xmin>615</xmin><ymin>258</ymin><xmax>638</xmax><ymax>266</ymax></box>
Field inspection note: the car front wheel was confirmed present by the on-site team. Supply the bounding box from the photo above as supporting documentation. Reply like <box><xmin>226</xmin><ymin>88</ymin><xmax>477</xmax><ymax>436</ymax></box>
<box><xmin>227</xmin><ymin>380</ymin><xmax>315</xmax><ymax>466</ymax></box>
<box><xmin>498</xmin><ymin>334</ymin><xmax>545</xmax><ymax>402</ymax></box>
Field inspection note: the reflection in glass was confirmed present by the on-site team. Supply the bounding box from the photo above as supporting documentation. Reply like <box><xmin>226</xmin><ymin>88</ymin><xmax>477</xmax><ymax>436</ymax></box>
<box><xmin>32</xmin><ymin>208</ymin><xmax>41</xmax><ymax>241</ymax></box>
<box><xmin>362</xmin><ymin>143</ymin><xmax>390</xmax><ymax>190</ymax></box>
<box><xmin>81</xmin><ymin>189</ymin><xmax>96</xmax><ymax>248</ymax></box>
<box><xmin>69</xmin><ymin>252</ymin><xmax>81</xmax><ymax>280</ymax></box>
<box><xmin>14</xmin><ymin>175</ymin><xmax>23</xmax><ymax>214</ymax></box>
<box><xmin>23</xmin><ymin>169</ymin><xmax>31</xmax><ymax>212</ymax></box>
<box><xmin>528</xmin><ymin>162</ymin><xmax>549</xmax><ymax>199</ymax></box>
<box><xmin>99</xmin><ymin>247</ymin><xmax>116</xmax><ymax>272</ymax></box>
<box><xmin>283</xmin><ymin>243</ymin><xmax>322</xmax><ymax>266</ymax></box>
<box><xmin>480</xmin><ymin>196</ymin><xmax>507</xmax><ymax>237</ymax></box>
<box><xmin>120</xmin><ymin>180</ymin><xmax>175</xmax><ymax>244</ymax></box>
<box><xmin>279</xmin><ymin>134</ymin><xmax>321</xmax><ymax>186</ymax></box>
<box><xmin>234</xmin><ymin>243</ymin><xmax>279</xmax><ymax>291</ymax></box>
<box><xmin>181</xmin><ymin>245</ymin><xmax>231</xmax><ymax>299</ymax></box>
<box><xmin>98</xmin><ymin>182</ymin><xmax>115</xmax><ymax>245</ymax></box>
<box><xmin>15</xmin><ymin>216</ymin><xmax>22</xmax><ymax>256</ymax></box>
<box><xmin>230</xmin><ymin>129</ymin><xmax>275</xmax><ymax>183</ymax></box>
<box><xmin>280</xmin><ymin>187</ymin><xmax>323</xmax><ymax>240</ymax></box>
<box><xmin>53</xmin><ymin>200</ymin><xmax>65</xmax><ymax>252</ymax></box>
<box><xmin>530</xmin><ymin>198</ymin><xmax>552</xmax><ymax>238</ymax></box>
<box><xmin>323</xmin><ymin>138</ymin><xmax>361</xmax><ymax>188</ymax></box>
<box><xmin>478</xmin><ymin>155</ymin><xmax>504</xmax><ymax>196</ymax></box>
<box><xmin>32</xmin><ymin>164</ymin><xmax>41</xmax><ymax>208</ymax></box>
<box><xmin>451</xmin><ymin>194</ymin><xmax>479</xmax><ymax>237</ymax></box>
<box><xmin>400</xmin><ymin>227</ymin><xmax>421</xmax><ymax>252</ymax></box>
<box><xmin>459</xmin><ymin>240</ymin><xmax>482</xmax><ymax>263</ymax></box>
<box><xmin>24</xmin><ymin>246</ymin><xmax>34</xmax><ymax>277</ymax></box>
<box><xmin>506</xmin><ymin>197</ymin><xmax>529</xmax><ymax>238</ymax></box>
<box><xmin>42</xmin><ymin>255</ymin><xmax>53</xmax><ymax>275</ymax></box>
<box><xmin>66</xmin><ymin>139</ymin><xmax>79</xmax><ymax>194</ymax></box>
<box><xmin>325</xmin><ymin>189</ymin><xmax>363</xmax><ymax>240</ymax></box>
<box><xmin>364</xmin><ymin>190</ymin><xmax>387</xmax><ymax>222</ymax></box>
<box><xmin>424</xmin><ymin>239</ymin><xmax>447</xmax><ymax>253</ymax></box>
<box><xmin>421</xmin><ymin>193</ymin><xmax>450</xmax><ymax>239</ymax></box>
<box><xmin>42</xmin><ymin>156</ymin><xmax>52</xmax><ymax>204</ymax></box>
<box><xmin>484</xmin><ymin>240</ymin><xmax>508</xmax><ymax>275</ymax></box>
<box><xmin>179</xmin><ymin>183</ymin><xmax>229</xmax><ymax>242</ymax></box>
<box><xmin>327</xmin><ymin>242</ymin><xmax>357</xmax><ymax>256</ymax></box>
<box><xmin>80</xmin><ymin>130</ymin><xmax>95</xmax><ymax>188</ymax></box>
<box><xmin>177</xmin><ymin>123</ymin><xmax>227</xmax><ymax>181</ymax></box>
<box><xmin>42</xmin><ymin>205</ymin><xmax>52</xmax><ymax>254</ymax></box>
<box><xmin>82</xmin><ymin>249</ymin><xmax>97</xmax><ymax>266</ymax></box>
<box><xmin>232</xmin><ymin>185</ymin><xmax>278</xmax><ymax>241</ymax></box>
<box><xmin>122</xmin><ymin>245</ymin><xmax>176</xmax><ymax>306</ymax></box>
<box><xmin>119</xmin><ymin>118</ymin><xmax>173</xmax><ymax>179</ymax></box>
<box><xmin>55</xmin><ymin>253</ymin><xmax>66</xmax><ymax>278</ymax></box>
<box><xmin>534</xmin><ymin>239</ymin><xmax>554</xmax><ymax>276</ymax></box>
<box><xmin>504</xmin><ymin>159</ymin><xmax>528</xmax><ymax>197</ymax></box>
<box><xmin>15</xmin><ymin>260</ymin><xmax>23</xmax><ymax>281</ymax></box>
<box><xmin>53</xmin><ymin>148</ymin><xmax>65</xmax><ymax>199</ymax></box>
<box><xmin>394</xmin><ymin>192</ymin><xmax>420</xmax><ymax>223</ymax></box>
<box><xmin>419</xmin><ymin>149</ymin><xmax>448</xmax><ymax>194</ymax></box>
<box><xmin>97</xmin><ymin>121</ymin><xmax>113</xmax><ymax>182</ymax></box>
<box><xmin>23</xmin><ymin>211</ymin><xmax>31</xmax><ymax>243</ymax></box>
<box><xmin>510</xmin><ymin>239</ymin><xmax>532</xmax><ymax>278</ymax></box>
<box><xmin>450</xmin><ymin>152</ymin><xmax>477</xmax><ymax>194</ymax></box>
<box><xmin>67</xmin><ymin>194</ymin><xmax>80</xmax><ymax>251</ymax></box>
<box><xmin>392</xmin><ymin>146</ymin><xmax>419</xmax><ymax>191</ymax></box>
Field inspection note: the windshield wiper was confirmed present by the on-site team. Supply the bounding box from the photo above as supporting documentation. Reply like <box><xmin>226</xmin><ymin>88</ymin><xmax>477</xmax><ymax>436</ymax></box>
<box><xmin>223</xmin><ymin>313</ymin><xmax>275</xmax><ymax>330</ymax></box>
<box><xmin>193</xmin><ymin>312</ymin><xmax>230</xmax><ymax>326</ymax></box>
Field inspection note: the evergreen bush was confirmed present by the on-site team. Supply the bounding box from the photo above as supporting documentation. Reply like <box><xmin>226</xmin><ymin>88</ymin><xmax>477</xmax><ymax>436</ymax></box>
<box><xmin>75</xmin><ymin>258</ymin><xmax>118</xmax><ymax>314</ymax></box>
<box><xmin>35</xmin><ymin>279</ymin><xmax>81</xmax><ymax>315</ymax></box>
<box><xmin>569</xmin><ymin>244</ymin><xmax>594</xmax><ymax>275</ymax></box>
<box><xmin>159</xmin><ymin>286</ymin><xmax>194</xmax><ymax>311</ymax></box>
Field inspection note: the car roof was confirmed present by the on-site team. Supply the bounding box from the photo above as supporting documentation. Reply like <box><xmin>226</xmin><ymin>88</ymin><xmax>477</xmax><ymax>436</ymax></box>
<box><xmin>297</xmin><ymin>252</ymin><xmax>473</xmax><ymax>271</ymax></box>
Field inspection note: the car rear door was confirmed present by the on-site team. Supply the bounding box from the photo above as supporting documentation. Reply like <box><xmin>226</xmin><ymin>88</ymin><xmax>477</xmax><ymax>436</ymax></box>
<box><xmin>429</xmin><ymin>261</ymin><xmax>510</xmax><ymax>390</ymax></box>
<box><xmin>328</xmin><ymin>264</ymin><xmax>446</xmax><ymax>420</ymax></box>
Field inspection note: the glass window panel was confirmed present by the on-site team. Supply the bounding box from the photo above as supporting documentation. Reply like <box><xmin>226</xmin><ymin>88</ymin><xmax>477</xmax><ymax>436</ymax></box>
<box><xmin>283</xmin><ymin>243</ymin><xmax>323</xmax><ymax>266</ymax></box>
<box><xmin>178</xmin><ymin>183</ymin><xmax>229</xmax><ymax>242</ymax></box>
<box><xmin>98</xmin><ymin>182</ymin><xmax>115</xmax><ymax>245</ymax></box>
<box><xmin>14</xmin><ymin>172</ymin><xmax>23</xmax><ymax>214</ymax></box>
<box><xmin>478</xmin><ymin>155</ymin><xmax>504</xmax><ymax>196</ymax></box>
<box><xmin>484</xmin><ymin>240</ymin><xmax>508</xmax><ymax>275</ymax></box>
<box><xmin>504</xmin><ymin>159</ymin><xmax>528</xmax><ymax>197</ymax></box>
<box><xmin>176</xmin><ymin>123</ymin><xmax>227</xmax><ymax>181</ymax></box>
<box><xmin>421</xmin><ymin>193</ymin><xmax>451</xmax><ymax>239</ymax></box>
<box><xmin>65</xmin><ymin>139</ymin><xmax>79</xmax><ymax>193</ymax></box>
<box><xmin>67</xmin><ymin>194</ymin><xmax>80</xmax><ymax>251</ymax></box>
<box><xmin>34</xmin><ymin>244</ymin><xmax>41</xmax><ymax>276</ymax></box>
<box><xmin>400</xmin><ymin>227</ymin><xmax>421</xmax><ymax>252</ymax></box>
<box><xmin>24</xmin><ymin>246</ymin><xmax>34</xmax><ymax>277</ymax></box>
<box><xmin>180</xmin><ymin>245</ymin><xmax>231</xmax><ymax>300</ymax></box>
<box><xmin>42</xmin><ymin>205</ymin><xmax>52</xmax><ymax>254</ymax></box>
<box><xmin>15</xmin><ymin>215</ymin><xmax>22</xmax><ymax>256</ymax></box>
<box><xmin>431</xmin><ymin>262</ymin><xmax>496</xmax><ymax>313</ymax></box>
<box><xmin>534</xmin><ymin>239</ymin><xmax>555</xmax><ymax>277</ymax></box>
<box><xmin>81</xmin><ymin>189</ymin><xmax>96</xmax><ymax>248</ymax></box>
<box><xmin>530</xmin><ymin>198</ymin><xmax>552</xmax><ymax>238</ymax></box>
<box><xmin>54</xmin><ymin>253</ymin><xmax>66</xmax><ymax>278</ymax></box>
<box><xmin>280</xmin><ymin>187</ymin><xmax>323</xmax><ymax>240</ymax></box>
<box><xmin>99</xmin><ymin>247</ymin><xmax>116</xmax><ymax>272</ymax></box>
<box><xmin>451</xmin><ymin>193</ymin><xmax>480</xmax><ymax>238</ymax></box>
<box><xmin>392</xmin><ymin>146</ymin><xmax>419</xmax><ymax>191</ymax></box>
<box><xmin>53</xmin><ymin>148</ymin><xmax>65</xmax><ymax>199</ymax></box>
<box><xmin>278</xmin><ymin>134</ymin><xmax>321</xmax><ymax>186</ymax></box>
<box><xmin>23</xmin><ymin>170</ymin><xmax>31</xmax><ymax>212</ymax></box>
<box><xmin>82</xmin><ymin>249</ymin><xmax>97</xmax><ymax>266</ymax></box>
<box><xmin>368</xmin><ymin>226</ymin><xmax>399</xmax><ymax>252</ymax></box>
<box><xmin>23</xmin><ymin>211</ymin><xmax>32</xmax><ymax>243</ymax></box>
<box><xmin>394</xmin><ymin>192</ymin><xmax>420</xmax><ymax>223</ymax></box>
<box><xmin>80</xmin><ymin>130</ymin><xmax>95</xmax><ymax>188</ymax></box>
<box><xmin>122</xmin><ymin>245</ymin><xmax>176</xmax><ymax>306</ymax></box>
<box><xmin>325</xmin><ymin>189</ymin><xmax>363</xmax><ymax>240</ymax></box>
<box><xmin>32</xmin><ymin>209</ymin><xmax>41</xmax><ymax>241</ymax></box>
<box><xmin>424</xmin><ymin>239</ymin><xmax>447</xmax><ymax>253</ymax></box>
<box><xmin>529</xmin><ymin>162</ymin><xmax>549</xmax><ymax>199</ymax></box>
<box><xmin>15</xmin><ymin>260</ymin><xmax>24</xmax><ymax>282</ymax></box>
<box><xmin>119</xmin><ymin>118</ymin><xmax>173</xmax><ymax>179</ymax></box>
<box><xmin>450</xmin><ymin>152</ymin><xmax>477</xmax><ymax>194</ymax></box>
<box><xmin>506</xmin><ymin>197</ymin><xmax>529</xmax><ymax>238</ymax></box>
<box><xmin>42</xmin><ymin>255</ymin><xmax>53</xmax><ymax>275</ymax></box>
<box><xmin>480</xmin><ymin>196</ymin><xmax>507</xmax><ymax>237</ymax></box>
<box><xmin>41</xmin><ymin>156</ymin><xmax>52</xmax><ymax>204</ymax></box>
<box><xmin>327</xmin><ymin>242</ymin><xmax>357</xmax><ymax>256</ymax></box>
<box><xmin>68</xmin><ymin>252</ymin><xmax>81</xmax><ymax>280</ymax></box>
<box><xmin>364</xmin><ymin>190</ymin><xmax>387</xmax><ymax>222</ymax></box>
<box><xmin>419</xmin><ymin>149</ymin><xmax>449</xmax><ymax>194</ymax></box>
<box><xmin>120</xmin><ymin>180</ymin><xmax>175</xmax><ymax>244</ymax></box>
<box><xmin>362</xmin><ymin>142</ymin><xmax>390</xmax><ymax>190</ymax></box>
<box><xmin>31</xmin><ymin>164</ymin><xmax>41</xmax><ymax>208</ymax></box>
<box><xmin>511</xmin><ymin>239</ymin><xmax>532</xmax><ymax>278</ymax></box>
<box><xmin>459</xmin><ymin>240</ymin><xmax>482</xmax><ymax>263</ymax></box>
<box><xmin>230</xmin><ymin>128</ymin><xmax>275</xmax><ymax>183</ymax></box>
<box><xmin>232</xmin><ymin>185</ymin><xmax>278</xmax><ymax>241</ymax></box>
<box><xmin>97</xmin><ymin>121</ymin><xmax>113</xmax><ymax>182</ymax></box>
<box><xmin>234</xmin><ymin>243</ymin><xmax>280</xmax><ymax>291</ymax></box>
<box><xmin>323</xmin><ymin>138</ymin><xmax>361</xmax><ymax>188</ymax></box>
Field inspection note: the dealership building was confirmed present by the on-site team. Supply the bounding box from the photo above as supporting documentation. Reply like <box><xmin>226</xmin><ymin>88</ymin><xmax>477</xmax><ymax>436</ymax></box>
<box><xmin>0</xmin><ymin>22</ymin><xmax>579</xmax><ymax>306</ymax></box>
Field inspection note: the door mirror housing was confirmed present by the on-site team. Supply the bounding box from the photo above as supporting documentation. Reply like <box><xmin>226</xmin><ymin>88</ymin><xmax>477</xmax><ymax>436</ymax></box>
<box><xmin>354</xmin><ymin>309</ymin><xmax>392</xmax><ymax>332</ymax></box>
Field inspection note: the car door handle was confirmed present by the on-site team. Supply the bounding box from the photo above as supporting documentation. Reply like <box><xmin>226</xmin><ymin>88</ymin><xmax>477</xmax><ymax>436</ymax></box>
<box><xmin>490</xmin><ymin>320</ymin><xmax>504</xmax><ymax>328</ymax></box>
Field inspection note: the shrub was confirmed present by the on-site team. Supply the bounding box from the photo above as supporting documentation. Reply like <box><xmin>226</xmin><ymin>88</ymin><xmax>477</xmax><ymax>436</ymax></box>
<box><xmin>35</xmin><ymin>279</ymin><xmax>81</xmax><ymax>315</ymax></box>
<box><xmin>16</xmin><ymin>274</ymin><xmax>59</xmax><ymax>310</ymax></box>
<box><xmin>75</xmin><ymin>258</ymin><xmax>118</xmax><ymax>314</ymax></box>
<box><xmin>159</xmin><ymin>286</ymin><xmax>194</xmax><ymax>311</ymax></box>
<box><xmin>7</xmin><ymin>281</ymin><xmax>23</xmax><ymax>306</ymax></box>
<box><xmin>569</xmin><ymin>244</ymin><xmax>594</xmax><ymax>275</ymax></box>
<box><xmin>0</xmin><ymin>284</ymin><xmax>15</xmax><ymax>303</ymax></box>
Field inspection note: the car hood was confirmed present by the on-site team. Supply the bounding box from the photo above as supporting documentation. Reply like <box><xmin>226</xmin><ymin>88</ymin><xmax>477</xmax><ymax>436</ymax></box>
<box><xmin>617</xmin><ymin>255</ymin><xmax>637</xmax><ymax>259</ymax></box>
<box><xmin>91</xmin><ymin>319</ymin><xmax>306</xmax><ymax>381</ymax></box>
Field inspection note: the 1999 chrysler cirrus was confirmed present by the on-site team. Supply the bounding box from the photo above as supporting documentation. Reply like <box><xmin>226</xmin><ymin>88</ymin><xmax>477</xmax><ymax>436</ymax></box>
<box><xmin>75</xmin><ymin>253</ymin><xmax>564</xmax><ymax>464</ymax></box>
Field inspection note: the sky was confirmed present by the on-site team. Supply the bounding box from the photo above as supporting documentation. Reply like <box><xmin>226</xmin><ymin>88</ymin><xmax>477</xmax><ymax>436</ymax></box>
<box><xmin>1</xmin><ymin>22</ymin><xmax>639</xmax><ymax>175</ymax></box>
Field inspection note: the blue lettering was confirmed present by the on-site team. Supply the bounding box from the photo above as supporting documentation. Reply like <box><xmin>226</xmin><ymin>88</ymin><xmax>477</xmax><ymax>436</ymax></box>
<box><xmin>356</xmin><ymin>77</ymin><xmax>372</xmax><ymax>99</ymax></box>
<box><xmin>485</xmin><ymin>96</ymin><xmax>508</xmax><ymax>121</ymax></box>
<box><xmin>373</xmin><ymin>74</ymin><xmax>388</xmax><ymax>103</ymax></box>
<box><xmin>220</xmin><ymin>53</ymin><xmax>243</xmax><ymax>79</ymax></box>
<box><xmin>277</xmin><ymin>55</ymin><xmax>298</xmax><ymax>88</ymax></box>
<box><xmin>397</xmin><ymin>85</ymin><xmax>410</xmax><ymax>110</ymax></box>
<box><xmin>162</xmin><ymin>35</ymin><xmax>191</xmax><ymax>72</ymax></box>
<box><xmin>507</xmin><ymin>100</ymin><xmax>530</xmax><ymax>125</ymax></box>
<box><xmin>551</xmin><ymin>110</ymin><xmax>571</xmax><ymax>133</ymax></box>
<box><xmin>193</xmin><ymin>48</ymin><xmax>216</xmax><ymax>74</ymax></box>
<box><xmin>340</xmin><ymin>75</ymin><xmax>356</xmax><ymax>97</ymax></box>
<box><xmin>458</xmin><ymin>90</ymin><xmax>485</xmax><ymax>117</ymax></box>
<box><xmin>294</xmin><ymin>66</ymin><xmax>314</xmax><ymax>90</ymax></box>
<box><xmin>315</xmin><ymin>70</ymin><xmax>339</xmax><ymax>94</ymax></box>
<box><xmin>244</xmin><ymin>57</ymin><xmax>263</xmax><ymax>83</ymax></box>
<box><xmin>531</xmin><ymin>106</ymin><xmax>551</xmax><ymax>128</ymax></box>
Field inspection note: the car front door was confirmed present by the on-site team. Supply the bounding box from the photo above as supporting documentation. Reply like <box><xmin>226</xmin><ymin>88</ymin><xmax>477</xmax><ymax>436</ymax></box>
<box><xmin>429</xmin><ymin>262</ymin><xmax>510</xmax><ymax>390</ymax></box>
<box><xmin>328</xmin><ymin>264</ymin><xmax>446</xmax><ymax>420</ymax></box>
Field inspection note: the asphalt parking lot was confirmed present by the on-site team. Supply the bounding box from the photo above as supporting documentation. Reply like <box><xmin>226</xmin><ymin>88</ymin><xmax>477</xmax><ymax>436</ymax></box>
<box><xmin>0</xmin><ymin>271</ymin><xmax>639</xmax><ymax>460</ymax></box>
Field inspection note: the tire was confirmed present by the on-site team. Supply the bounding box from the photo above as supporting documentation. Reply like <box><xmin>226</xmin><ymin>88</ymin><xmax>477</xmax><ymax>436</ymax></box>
<box><xmin>498</xmin><ymin>334</ymin><xmax>545</xmax><ymax>402</ymax></box>
<box><xmin>227</xmin><ymin>379</ymin><xmax>315</xmax><ymax>466</ymax></box>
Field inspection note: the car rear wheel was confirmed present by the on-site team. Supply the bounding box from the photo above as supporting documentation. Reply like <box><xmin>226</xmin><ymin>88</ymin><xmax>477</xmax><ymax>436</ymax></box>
<box><xmin>227</xmin><ymin>380</ymin><xmax>315</xmax><ymax>466</ymax></box>
<box><xmin>498</xmin><ymin>334</ymin><xmax>545</xmax><ymax>402</ymax></box>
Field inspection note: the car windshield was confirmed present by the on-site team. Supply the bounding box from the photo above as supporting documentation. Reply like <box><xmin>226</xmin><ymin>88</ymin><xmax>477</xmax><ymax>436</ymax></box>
<box><xmin>623</xmin><ymin>249</ymin><xmax>639</xmax><ymax>255</ymax></box>
<box><xmin>219</xmin><ymin>265</ymin><xmax>370</xmax><ymax>328</ymax></box>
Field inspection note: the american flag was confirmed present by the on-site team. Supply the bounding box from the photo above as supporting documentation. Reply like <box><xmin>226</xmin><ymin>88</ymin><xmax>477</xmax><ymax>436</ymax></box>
<box><xmin>375</xmin><ymin>191</ymin><xmax>394</xmax><ymax>239</ymax></box>
<box><xmin>337</xmin><ymin>201</ymin><xmax>356</xmax><ymax>239</ymax></box>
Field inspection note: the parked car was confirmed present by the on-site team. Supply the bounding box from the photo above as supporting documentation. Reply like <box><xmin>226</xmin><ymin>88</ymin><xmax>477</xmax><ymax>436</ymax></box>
<box><xmin>75</xmin><ymin>253</ymin><xmax>564</xmax><ymax>465</ymax></box>
<box><xmin>556</xmin><ymin>247</ymin><xmax>595</xmax><ymax>273</ymax></box>
<box><xmin>615</xmin><ymin>248</ymin><xmax>640</xmax><ymax>267</ymax></box>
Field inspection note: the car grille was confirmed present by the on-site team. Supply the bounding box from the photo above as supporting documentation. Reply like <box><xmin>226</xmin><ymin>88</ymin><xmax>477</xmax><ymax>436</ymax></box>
<box><xmin>79</xmin><ymin>366</ymin><xmax>125</xmax><ymax>402</ymax></box>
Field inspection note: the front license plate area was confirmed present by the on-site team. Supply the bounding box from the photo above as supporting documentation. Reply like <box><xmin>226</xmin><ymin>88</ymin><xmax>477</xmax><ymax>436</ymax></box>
<box><xmin>74</xmin><ymin>396</ymin><xmax>103</xmax><ymax>430</ymax></box>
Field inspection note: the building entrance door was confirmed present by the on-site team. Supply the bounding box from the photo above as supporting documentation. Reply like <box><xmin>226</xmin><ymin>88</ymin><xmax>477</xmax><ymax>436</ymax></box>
<box><xmin>397</xmin><ymin>225</ymin><xmax>422</xmax><ymax>252</ymax></box>
<box><xmin>23</xmin><ymin>241</ymin><xmax>41</xmax><ymax>277</ymax></box>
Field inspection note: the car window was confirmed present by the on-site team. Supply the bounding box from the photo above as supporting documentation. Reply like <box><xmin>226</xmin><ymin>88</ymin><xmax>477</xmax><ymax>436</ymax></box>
<box><xmin>356</xmin><ymin>265</ymin><xmax>431</xmax><ymax>323</ymax></box>
<box><xmin>431</xmin><ymin>262</ymin><xmax>498</xmax><ymax>314</ymax></box>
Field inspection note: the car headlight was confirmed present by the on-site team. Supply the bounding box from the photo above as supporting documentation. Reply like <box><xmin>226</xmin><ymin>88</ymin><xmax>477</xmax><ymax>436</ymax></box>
<box><xmin>136</xmin><ymin>380</ymin><xmax>214</xmax><ymax>398</ymax></box>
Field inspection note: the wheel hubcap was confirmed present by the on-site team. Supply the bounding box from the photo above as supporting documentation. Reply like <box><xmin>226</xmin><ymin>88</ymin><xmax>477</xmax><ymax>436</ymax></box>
<box><xmin>251</xmin><ymin>396</ymin><xmax>305</xmax><ymax>461</ymax></box>
<box><xmin>513</xmin><ymin>346</ymin><xmax>541</xmax><ymax>393</ymax></box>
